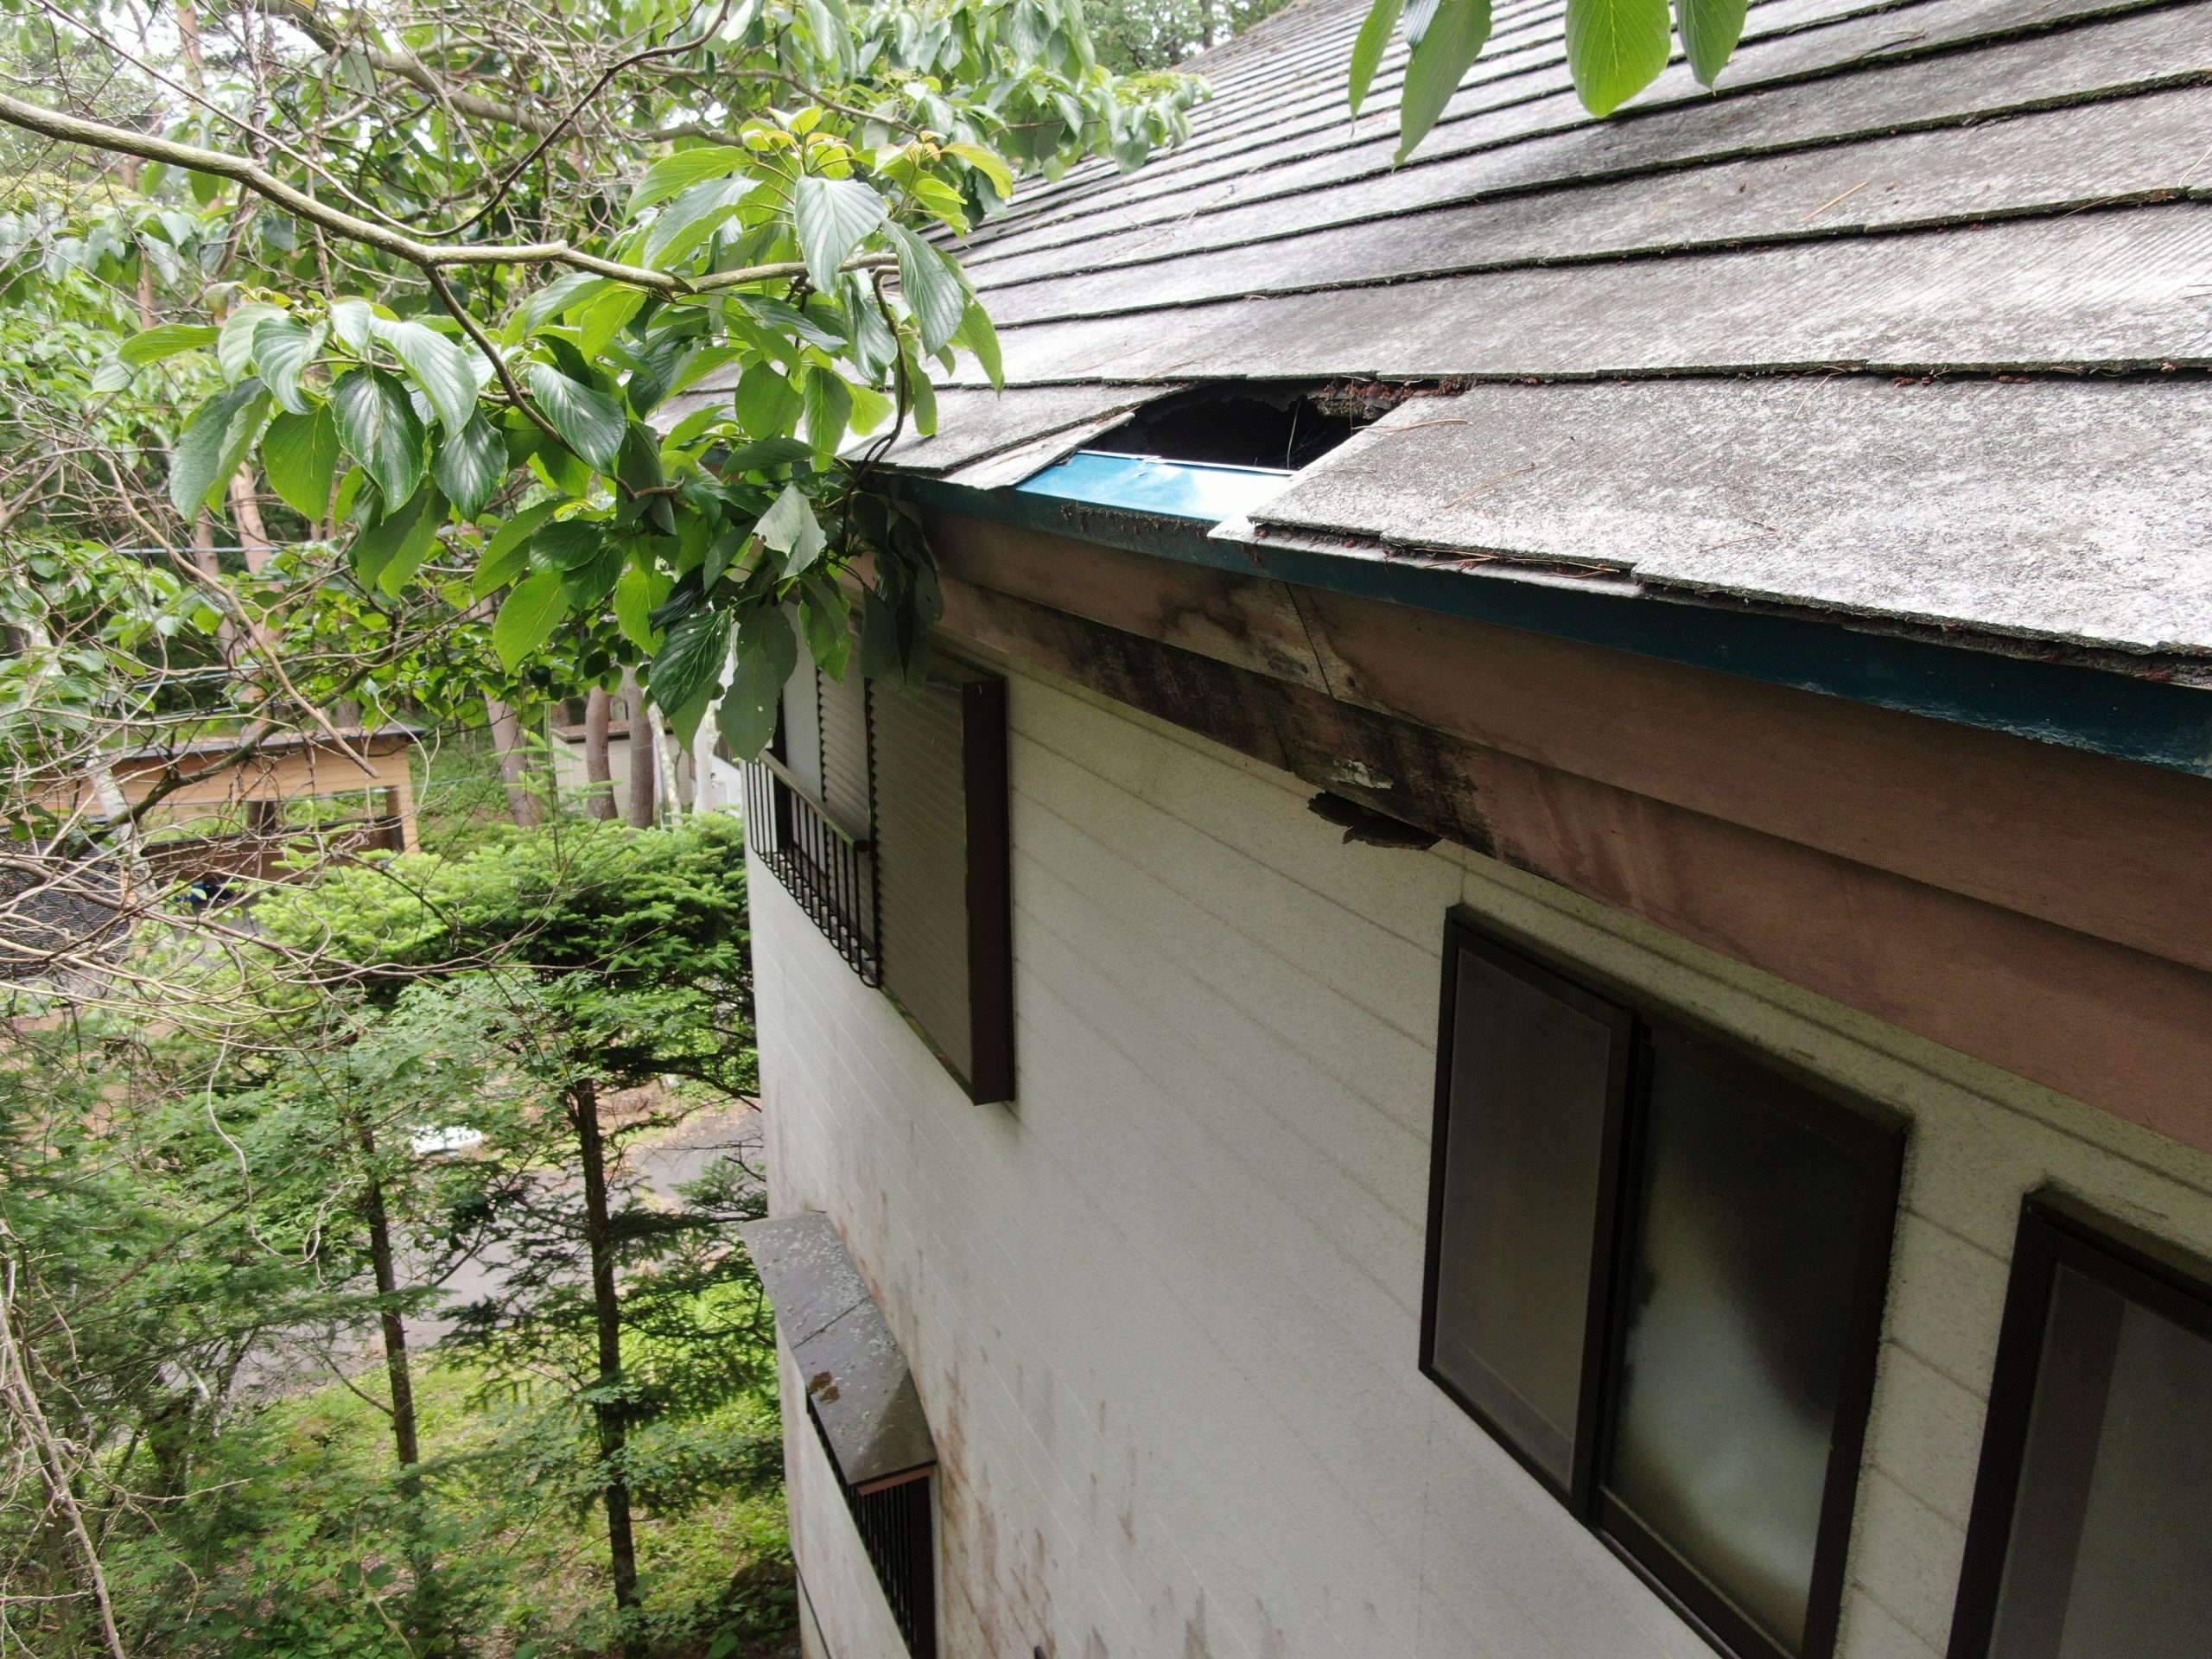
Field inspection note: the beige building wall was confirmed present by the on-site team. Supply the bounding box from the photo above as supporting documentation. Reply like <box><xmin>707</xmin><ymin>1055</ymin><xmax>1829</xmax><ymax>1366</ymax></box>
<box><xmin>754</xmin><ymin>652</ymin><xmax>2212</xmax><ymax>1659</ymax></box>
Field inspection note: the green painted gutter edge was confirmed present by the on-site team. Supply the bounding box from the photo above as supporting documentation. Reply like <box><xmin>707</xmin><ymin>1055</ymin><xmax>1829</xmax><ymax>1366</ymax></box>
<box><xmin>894</xmin><ymin>474</ymin><xmax>2212</xmax><ymax>780</ymax></box>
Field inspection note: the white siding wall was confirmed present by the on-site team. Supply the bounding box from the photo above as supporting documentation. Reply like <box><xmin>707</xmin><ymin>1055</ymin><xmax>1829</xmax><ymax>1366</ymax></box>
<box><xmin>754</xmin><ymin>656</ymin><xmax>2212</xmax><ymax>1659</ymax></box>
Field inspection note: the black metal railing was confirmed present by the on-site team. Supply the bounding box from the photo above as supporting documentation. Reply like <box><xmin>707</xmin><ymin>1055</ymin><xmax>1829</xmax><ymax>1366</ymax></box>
<box><xmin>809</xmin><ymin>1401</ymin><xmax>936</xmax><ymax>1659</ymax></box>
<box><xmin>744</xmin><ymin>753</ymin><xmax>880</xmax><ymax>984</ymax></box>
<box><xmin>847</xmin><ymin>1472</ymin><xmax>936</xmax><ymax>1659</ymax></box>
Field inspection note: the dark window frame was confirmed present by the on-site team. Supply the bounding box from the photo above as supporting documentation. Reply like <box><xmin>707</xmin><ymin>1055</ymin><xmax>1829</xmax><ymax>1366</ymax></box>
<box><xmin>749</xmin><ymin>652</ymin><xmax>1015</xmax><ymax>1105</ymax></box>
<box><xmin>1945</xmin><ymin>1192</ymin><xmax>2212</xmax><ymax>1659</ymax></box>
<box><xmin>747</xmin><ymin>671</ymin><xmax>881</xmax><ymax>984</ymax></box>
<box><xmin>1421</xmin><ymin>914</ymin><xmax>1904</xmax><ymax>1659</ymax></box>
<box><xmin>1418</xmin><ymin>925</ymin><xmax>1637</xmax><ymax>1509</ymax></box>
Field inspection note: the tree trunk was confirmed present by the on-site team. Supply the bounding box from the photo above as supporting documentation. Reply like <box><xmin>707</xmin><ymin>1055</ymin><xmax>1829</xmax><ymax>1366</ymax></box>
<box><xmin>357</xmin><ymin>1139</ymin><xmax>423</xmax><ymax>1471</ymax></box>
<box><xmin>227</xmin><ymin>470</ymin><xmax>274</xmax><ymax>573</ymax></box>
<box><xmin>484</xmin><ymin>696</ymin><xmax>543</xmax><ymax>827</ymax></box>
<box><xmin>354</xmin><ymin>1120</ymin><xmax>441</xmax><ymax>1650</ymax></box>
<box><xmin>583</xmin><ymin>686</ymin><xmax>617</xmax><ymax>820</ymax></box>
<box><xmin>570</xmin><ymin>1077</ymin><xmax>642</xmax><ymax>1647</ymax></box>
<box><xmin>647</xmin><ymin>702</ymin><xmax>682</xmax><ymax>819</ymax></box>
<box><xmin>174</xmin><ymin>0</ymin><xmax>205</xmax><ymax>88</ymax></box>
<box><xmin>621</xmin><ymin>671</ymin><xmax>656</xmax><ymax>829</ymax></box>
<box><xmin>690</xmin><ymin>693</ymin><xmax>720</xmax><ymax>814</ymax></box>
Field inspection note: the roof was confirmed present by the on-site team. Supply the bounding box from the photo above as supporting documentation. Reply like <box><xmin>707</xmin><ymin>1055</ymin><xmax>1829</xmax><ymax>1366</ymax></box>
<box><xmin>741</xmin><ymin>1212</ymin><xmax>937</xmax><ymax>1491</ymax></box>
<box><xmin>115</xmin><ymin>725</ymin><xmax>425</xmax><ymax>763</ymax></box>
<box><xmin>868</xmin><ymin>0</ymin><xmax>2212</xmax><ymax>667</ymax></box>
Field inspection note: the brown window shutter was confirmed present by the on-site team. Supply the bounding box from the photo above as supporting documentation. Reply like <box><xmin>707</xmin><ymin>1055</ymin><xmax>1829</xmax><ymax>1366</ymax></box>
<box><xmin>817</xmin><ymin>664</ymin><xmax>872</xmax><ymax>836</ymax></box>
<box><xmin>874</xmin><ymin>662</ymin><xmax>1014</xmax><ymax>1103</ymax></box>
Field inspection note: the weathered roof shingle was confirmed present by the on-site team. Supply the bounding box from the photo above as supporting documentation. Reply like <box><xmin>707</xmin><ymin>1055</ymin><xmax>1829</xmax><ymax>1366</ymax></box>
<box><xmin>884</xmin><ymin>0</ymin><xmax>2212</xmax><ymax>660</ymax></box>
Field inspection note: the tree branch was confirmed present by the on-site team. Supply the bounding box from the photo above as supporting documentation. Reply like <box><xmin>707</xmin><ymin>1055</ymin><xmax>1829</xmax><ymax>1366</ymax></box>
<box><xmin>0</xmin><ymin>91</ymin><xmax>899</xmax><ymax>300</ymax></box>
<box><xmin>250</xmin><ymin>0</ymin><xmax>567</xmax><ymax>135</ymax></box>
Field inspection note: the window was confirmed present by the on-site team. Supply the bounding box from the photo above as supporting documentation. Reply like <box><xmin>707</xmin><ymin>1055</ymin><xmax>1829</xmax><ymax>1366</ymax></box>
<box><xmin>1947</xmin><ymin>1194</ymin><xmax>2212</xmax><ymax>1659</ymax></box>
<box><xmin>743</xmin><ymin>1212</ymin><xmax>939</xmax><ymax>1659</ymax></box>
<box><xmin>746</xmin><ymin>652</ymin><xmax>1014</xmax><ymax>1103</ymax></box>
<box><xmin>746</xmin><ymin>656</ymin><xmax>879</xmax><ymax>982</ymax></box>
<box><xmin>1422</xmin><ymin>919</ymin><xmax>1904</xmax><ymax>1659</ymax></box>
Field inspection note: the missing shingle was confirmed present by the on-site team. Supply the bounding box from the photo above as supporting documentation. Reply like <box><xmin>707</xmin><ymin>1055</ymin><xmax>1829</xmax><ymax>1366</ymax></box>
<box><xmin>1085</xmin><ymin>379</ymin><xmax>1457</xmax><ymax>472</ymax></box>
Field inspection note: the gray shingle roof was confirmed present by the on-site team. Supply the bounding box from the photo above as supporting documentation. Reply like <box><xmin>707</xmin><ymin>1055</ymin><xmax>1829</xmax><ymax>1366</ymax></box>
<box><xmin>886</xmin><ymin>0</ymin><xmax>2212</xmax><ymax>659</ymax></box>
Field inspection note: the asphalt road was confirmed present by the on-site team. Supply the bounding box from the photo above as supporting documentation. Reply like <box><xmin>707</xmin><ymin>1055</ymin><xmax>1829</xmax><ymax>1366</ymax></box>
<box><xmin>244</xmin><ymin>1102</ymin><xmax>763</xmax><ymax>1392</ymax></box>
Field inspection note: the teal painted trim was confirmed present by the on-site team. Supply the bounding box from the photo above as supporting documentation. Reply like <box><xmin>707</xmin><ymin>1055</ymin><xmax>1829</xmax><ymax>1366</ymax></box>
<box><xmin>1017</xmin><ymin>451</ymin><xmax>1297</xmax><ymax>522</ymax></box>
<box><xmin>895</xmin><ymin>474</ymin><xmax>2212</xmax><ymax>779</ymax></box>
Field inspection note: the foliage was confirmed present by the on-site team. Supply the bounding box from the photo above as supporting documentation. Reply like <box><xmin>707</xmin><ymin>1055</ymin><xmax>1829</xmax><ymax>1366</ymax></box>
<box><xmin>1082</xmin><ymin>0</ymin><xmax>1298</xmax><ymax>72</ymax></box>
<box><xmin>0</xmin><ymin>818</ymin><xmax>776</xmax><ymax>1656</ymax></box>
<box><xmin>0</xmin><ymin>0</ymin><xmax>1207</xmax><ymax>780</ymax></box>
<box><xmin>1355</xmin><ymin>0</ymin><xmax>1747</xmax><ymax>150</ymax></box>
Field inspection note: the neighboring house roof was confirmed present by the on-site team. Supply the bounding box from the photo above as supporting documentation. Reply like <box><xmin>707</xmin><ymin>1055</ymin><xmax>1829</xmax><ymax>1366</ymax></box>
<box><xmin>114</xmin><ymin>725</ymin><xmax>425</xmax><ymax>763</ymax></box>
<box><xmin>869</xmin><ymin>0</ymin><xmax>2212</xmax><ymax>672</ymax></box>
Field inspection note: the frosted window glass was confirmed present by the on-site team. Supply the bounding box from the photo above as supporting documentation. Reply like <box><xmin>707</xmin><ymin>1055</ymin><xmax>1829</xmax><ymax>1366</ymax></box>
<box><xmin>1430</xmin><ymin>948</ymin><xmax>1616</xmax><ymax>1487</ymax></box>
<box><xmin>1988</xmin><ymin>1267</ymin><xmax>2212</xmax><ymax>1659</ymax></box>
<box><xmin>1605</xmin><ymin>1044</ymin><xmax>1873</xmax><ymax>1654</ymax></box>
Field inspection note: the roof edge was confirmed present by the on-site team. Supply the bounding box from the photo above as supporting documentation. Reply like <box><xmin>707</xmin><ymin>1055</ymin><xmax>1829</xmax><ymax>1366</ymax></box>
<box><xmin>893</xmin><ymin>474</ymin><xmax>2212</xmax><ymax>779</ymax></box>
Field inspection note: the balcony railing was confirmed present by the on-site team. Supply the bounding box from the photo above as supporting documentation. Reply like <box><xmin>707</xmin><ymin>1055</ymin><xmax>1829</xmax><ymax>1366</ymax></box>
<box><xmin>743</xmin><ymin>752</ymin><xmax>880</xmax><ymax>985</ymax></box>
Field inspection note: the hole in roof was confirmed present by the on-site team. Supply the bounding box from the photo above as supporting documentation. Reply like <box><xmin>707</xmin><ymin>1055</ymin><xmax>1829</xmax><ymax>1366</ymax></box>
<box><xmin>1087</xmin><ymin>380</ymin><xmax>1392</xmax><ymax>472</ymax></box>
<box><xmin>1014</xmin><ymin>380</ymin><xmax>1443</xmax><ymax>524</ymax></box>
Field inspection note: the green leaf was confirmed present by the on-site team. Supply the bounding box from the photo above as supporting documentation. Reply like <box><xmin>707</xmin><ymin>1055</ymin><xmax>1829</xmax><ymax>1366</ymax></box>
<box><xmin>664</xmin><ymin>404</ymin><xmax>728</xmax><ymax>452</ymax></box>
<box><xmin>262</xmin><ymin>404</ymin><xmax>342</xmax><ymax>518</ymax></box>
<box><xmin>493</xmin><ymin>570</ymin><xmax>571</xmax><ymax>670</ymax></box>
<box><xmin>798</xmin><ymin>572</ymin><xmax>851</xmax><ymax>678</ymax></box>
<box><xmin>716</xmin><ymin>607</ymin><xmax>798</xmax><ymax>761</ymax></box>
<box><xmin>887</xmin><ymin>224</ymin><xmax>969</xmax><ymax>354</ymax></box>
<box><xmin>520</xmin><ymin>272</ymin><xmax>609</xmax><ymax>331</ymax></box>
<box><xmin>1675</xmin><ymin>0</ymin><xmax>1746</xmax><ymax>85</ymax></box>
<box><xmin>254</xmin><ymin>316</ymin><xmax>326</xmax><ymax>414</ymax></box>
<box><xmin>643</xmin><ymin>176</ymin><xmax>755</xmax><ymax>269</ymax></box>
<box><xmin>432</xmin><ymin>413</ymin><xmax>505</xmax><ymax>519</ymax></box>
<box><xmin>627</xmin><ymin>144</ymin><xmax>747</xmax><ymax>213</ymax></box>
<box><xmin>1564</xmin><ymin>0</ymin><xmax>1670</xmax><ymax>115</ymax></box>
<box><xmin>648</xmin><ymin>608</ymin><xmax>734</xmax><ymax>740</ymax></box>
<box><xmin>530</xmin><ymin>518</ymin><xmax>606</xmax><ymax>572</ymax></box>
<box><xmin>950</xmin><ymin>300</ymin><xmax>1003</xmax><ymax>390</ymax></box>
<box><xmin>1349</xmin><ymin>0</ymin><xmax>1404</xmax><ymax>117</ymax></box>
<box><xmin>576</xmin><ymin>286</ymin><xmax>646</xmax><ymax>359</ymax></box>
<box><xmin>120</xmin><ymin>322</ymin><xmax>217</xmax><ymax>366</ymax></box>
<box><xmin>613</xmin><ymin>562</ymin><xmax>666</xmax><ymax>651</ymax></box>
<box><xmin>668</xmin><ymin>343</ymin><xmax>744</xmax><ymax>399</ymax></box>
<box><xmin>331</xmin><ymin>368</ymin><xmax>426</xmax><ymax>507</ymax></box>
<box><xmin>904</xmin><ymin>347</ymin><xmax>939</xmax><ymax>435</ymax></box>
<box><xmin>802</xmin><ymin>367</ymin><xmax>853</xmax><ymax>460</ymax></box>
<box><xmin>944</xmin><ymin>141</ymin><xmax>1015</xmax><ymax>199</ymax></box>
<box><xmin>527</xmin><ymin>362</ymin><xmax>626</xmax><ymax>472</ymax></box>
<box><xmin>327</xmin><ymin>298</ymin><xmax>377</xmax><ymax>354</ymax></box>
<box><xmin>472</xmin><ymin>537</ymin><xmax>530</xmax><ymax>600</ymax></box>
<box><xmin>907</xmin><ymin>174</ymin><xmax>971</xmax><ymax>234</ymax></box>
<box><xmin>1398</xmin><ymin>0</ymin><xmax>1492</xmax><ymax>161</ymax></box>
<box><xmin>90</xmin><ymin>354</ymin><xmax>133</xmax><ymax>394</ymax></box>
<box><xmin>733</xmin><ymin>362</ymin><xmax>802</xmax><ymax>440</ymax></box>
<box><xmin>472</xmin><ymin>501</ymin><xmax>558</xmax><ymax>598</ymax></box>
<box><xmin>791</xmin><ymin>175</ymin><xmax>889</xmax><ymax>293</ymax></box>
<box><xmin>373</xmin><ymin>316</ymin><xmax>479</xmax><ymax>435</ymax></box>
<box><xmin>353</xmin><ymin>483</ymin><xmax>446</xmax><ymax>595</ymax></box>
<box><xmin>716</xmin><ymin>435</ymin><xmax>817</xmax><ymax>472</ymax></box>
<box><xmin>168</xmin><ymin>380</ymin><xmax>268</xmax><ymax>521</ymax></box>
<box><xmin>753</xmin><ymin>485</ymin><xmax>827</xmax><ymax>576</ymax></box>
<box><xmin>560</xmin><ymin>538</ymin><xmax>627</xmax><ymax>609</ymax></box>
<box><xmin>483</xmin><ymin>501</ymin><xmax>560</xmax><ymax>566</ymax></box>
<box><xmin>218</xmin><ymin>302</ymin><xmax>285</xmax><ymax>378</ymax></box>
